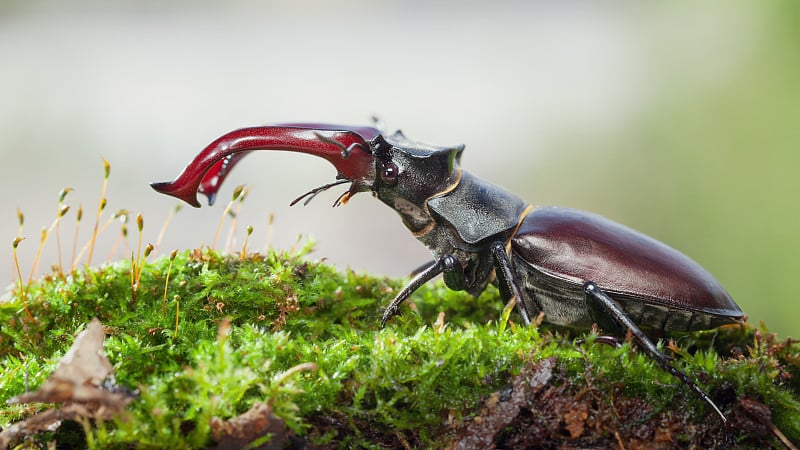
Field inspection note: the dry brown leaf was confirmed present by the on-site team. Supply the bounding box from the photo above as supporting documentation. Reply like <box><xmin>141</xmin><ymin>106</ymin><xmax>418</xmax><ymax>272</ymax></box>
<box><xmin>1</xmin><ymin>319</ymin><xmax>135</xmax><ymax>450</ymax></box>
<box><xmin>210</xmin><ymin>402</ymin><xmax>291</xmax><ymax>450</ymax></box>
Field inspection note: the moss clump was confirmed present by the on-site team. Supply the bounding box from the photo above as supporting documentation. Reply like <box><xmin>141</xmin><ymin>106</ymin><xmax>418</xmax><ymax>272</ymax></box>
<box><xmin>0</xmin><ymin>246</ymin><xmax>798</xmax><ymax>448</ymax></box>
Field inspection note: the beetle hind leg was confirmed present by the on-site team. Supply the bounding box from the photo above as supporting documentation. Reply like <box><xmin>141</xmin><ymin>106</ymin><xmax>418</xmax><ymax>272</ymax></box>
<box><xmin>583</xmin><ymin>282</ymin><xmax>729</xmax><ymax>427</ymax></box>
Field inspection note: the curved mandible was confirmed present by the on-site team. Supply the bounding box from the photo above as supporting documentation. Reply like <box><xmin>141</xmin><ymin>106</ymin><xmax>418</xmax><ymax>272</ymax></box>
<box><xmin>150</xmin><ymin>125</ymin><xmax>379</xmax><ymax>207</ymax></box>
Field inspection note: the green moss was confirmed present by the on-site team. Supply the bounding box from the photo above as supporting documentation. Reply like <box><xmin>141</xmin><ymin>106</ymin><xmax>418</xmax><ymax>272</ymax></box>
<box><xmin>0</xmin><ymin>247</ymin><xmax>798</xmax><ymax>448</ymax></box>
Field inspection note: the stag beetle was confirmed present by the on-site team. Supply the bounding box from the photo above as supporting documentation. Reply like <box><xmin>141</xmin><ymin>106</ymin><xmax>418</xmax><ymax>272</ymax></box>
<box><xmin>151</xmin><ymin>123</ymin><xmax>744</xmax><ymax>426</ymax></box>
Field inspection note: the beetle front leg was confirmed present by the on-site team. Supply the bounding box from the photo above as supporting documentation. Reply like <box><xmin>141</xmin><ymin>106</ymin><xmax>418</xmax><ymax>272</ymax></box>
<box><xmin>490</xmin><ymin>242</ymin><xmax>532</xmax><ymax>326</ymax></box>
<box><xmin>381</xmin><ymin>255</ymin><xmax>460</xmax><ymax>327</ymax></box>
<box><xmin>583</xmin><ymin>282</ymin><xmax>728</xmax><ymax>427</ymax></box>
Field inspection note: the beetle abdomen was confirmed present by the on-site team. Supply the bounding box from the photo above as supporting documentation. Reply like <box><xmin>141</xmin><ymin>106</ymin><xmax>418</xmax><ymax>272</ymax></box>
<box><xmin>510</xmin><ymin>207</ymin><xmax>743</xmax><ymax>332</ymax></box>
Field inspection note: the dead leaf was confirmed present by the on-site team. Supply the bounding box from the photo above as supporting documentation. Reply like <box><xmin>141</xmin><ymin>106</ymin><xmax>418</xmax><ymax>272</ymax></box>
<box><xmin>1</xmin><ymin>319</ymin><xmax>135</xmax><ymax>450</ymax></box>
<box><xmin>563</xmin><ymin>401</ymin><xmax>589</xmax><ymax>439</ymax></box>
<box><xmin>210</xmin><ymin>402</ymin><xmax>291</xmax><ymax>450</ymax></box>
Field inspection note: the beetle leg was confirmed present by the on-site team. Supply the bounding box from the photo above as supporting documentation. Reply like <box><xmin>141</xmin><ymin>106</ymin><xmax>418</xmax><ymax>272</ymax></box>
<box><xmin>583</xmin><ymin>282</ymin><xmax>728</xmax><ymax>427</ymax></box>
<box><xmin>408</xmin><ymin>260</ymin><xmax>436</xmax><ymax>277</ymax></box>
<box><xmin>442</xmin><ymin>258</ymin><xmax>468</xmax><ymax>292</ymax></box>
<box><xmin>490</xmin><ymin>241</ymin><xmax>532</xmax><ymax>326</ymax></box>
<box><xmin>381</xmin><ymin>256</ymin><xmax>459</xmax><ymax>327</ymax></box>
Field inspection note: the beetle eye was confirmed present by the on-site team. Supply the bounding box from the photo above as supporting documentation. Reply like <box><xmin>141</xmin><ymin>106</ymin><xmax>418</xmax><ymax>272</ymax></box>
<box><xmin>380</xmin><ymin>162</ymin><xmax>398</xmax><ymax>185</ymax></box>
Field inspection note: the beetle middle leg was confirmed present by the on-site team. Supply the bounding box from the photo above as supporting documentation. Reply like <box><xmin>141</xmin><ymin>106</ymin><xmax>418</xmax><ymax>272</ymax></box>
<box><xmin>583</xmin><ymin>282</ymin><xmax>728</xmax><ymax>427</ymax></box>
<box><xmin>490</xmin><ymin>241</ymin><xmax>532</xmax><ymax>326</ymax></box>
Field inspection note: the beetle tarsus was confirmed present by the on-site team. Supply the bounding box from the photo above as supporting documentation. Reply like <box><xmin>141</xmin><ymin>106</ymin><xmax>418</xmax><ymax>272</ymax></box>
<box><xmin>583</xmin><ymin>281</ymin><xmax>729</xmax><ymax>427</ymax></box>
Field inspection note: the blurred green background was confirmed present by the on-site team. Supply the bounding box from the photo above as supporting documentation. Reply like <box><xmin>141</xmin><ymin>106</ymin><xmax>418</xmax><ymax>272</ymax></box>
<box><xmin>0</xmin><ymin>1</ymin><xmax>797</xmax><ymax>337</ymax></box>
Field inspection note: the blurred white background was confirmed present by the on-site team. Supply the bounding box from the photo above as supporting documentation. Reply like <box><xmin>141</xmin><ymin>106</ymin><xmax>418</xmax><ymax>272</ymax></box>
<box><xmin>2</xmin><ymin>1</ymin><xmax>798</xmax><ymax>336</ymax></box>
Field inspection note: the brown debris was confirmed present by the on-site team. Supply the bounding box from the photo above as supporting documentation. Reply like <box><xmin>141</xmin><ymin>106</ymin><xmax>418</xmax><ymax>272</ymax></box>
<box><xmin>0</xmin><ymin>319</ymin><xmax>135</xmax><ymax>449</ymax></box>
<box><xmin>448</xmin><ymin>356</ymin><xmax>739</xmax><ymax>449</ymax></box>
<box><xmin>11</xmin><ymin>318</ymin><xmax>112</xmax><ymax>405</ymax></box>
<box><xmin>563</xmin><ymin>401</ymin><xmax>589</xmax><ymax>439</ymax></box>
<box><xmin>735</xmin><ymin>397</ymin><xmax>773</xmax><ymax>440</ymax></box>
<box><xmin>209</xmin><ymin>402</ymin><xmax>293</xmax><ymax>450</ymax></box>
<box><xmin>451</xmin><ymin>357</ymin><xmax>555</xmax><ymax>450</ymax></box>
<box><xmin>734</xmin><ymin>397</ymin><xmax>798</xmax><ymax>450</ymax></box>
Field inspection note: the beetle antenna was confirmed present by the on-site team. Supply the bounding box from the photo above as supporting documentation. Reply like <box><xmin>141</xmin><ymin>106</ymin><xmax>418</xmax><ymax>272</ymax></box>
<box><xmin>313</xmin><ymin>132</ymin><xmax>367</xmax><ymax>159</ymax></box>
<box><xmin>290</xmin><ymin>179</ymin><xmax>350</xmax><ymax>207</ymax></box>
<box><xmin>370</xmin><ymin>115</ymin><xmax>387</xmax><ymax>133</ymax></box>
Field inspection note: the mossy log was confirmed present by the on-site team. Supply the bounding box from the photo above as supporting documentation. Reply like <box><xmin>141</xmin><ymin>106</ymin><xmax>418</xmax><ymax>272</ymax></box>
<box><xmin>0</xmin><ymin>249</ymin><xmax>797</xmax><ymax>449</ymax></box>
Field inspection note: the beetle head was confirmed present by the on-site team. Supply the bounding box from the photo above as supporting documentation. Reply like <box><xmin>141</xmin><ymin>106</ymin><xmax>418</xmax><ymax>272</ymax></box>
<box><xmin>370</xmin><ymin>130</ymin><xmax>464</xmax><ymax>233</ymax></box>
